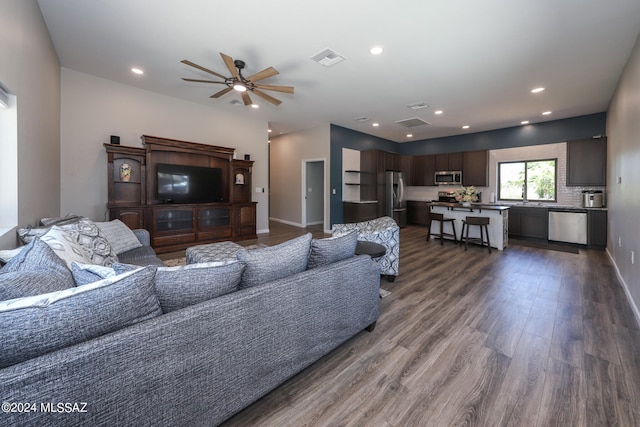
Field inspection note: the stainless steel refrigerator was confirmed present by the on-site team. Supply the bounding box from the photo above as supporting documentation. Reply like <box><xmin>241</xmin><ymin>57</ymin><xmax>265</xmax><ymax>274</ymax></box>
<box><xmin>386</xmin><ymin>171</ymin><xmax>406</xmax><ymax>227</ymax></box>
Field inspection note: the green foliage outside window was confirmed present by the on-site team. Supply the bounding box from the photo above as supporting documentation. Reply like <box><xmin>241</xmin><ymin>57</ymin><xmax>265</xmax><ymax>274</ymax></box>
<box><xmin>498</xmin><ymin>159</ymin><xmax>556</xmax><ymax>202</ymax></box>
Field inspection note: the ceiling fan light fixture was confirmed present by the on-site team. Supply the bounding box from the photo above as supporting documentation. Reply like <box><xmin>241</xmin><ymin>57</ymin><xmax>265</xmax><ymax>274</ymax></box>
<box><xmin>233</xmin><ymin>82</ymin><xmax>247</xmax><ymax>92</ymax></box>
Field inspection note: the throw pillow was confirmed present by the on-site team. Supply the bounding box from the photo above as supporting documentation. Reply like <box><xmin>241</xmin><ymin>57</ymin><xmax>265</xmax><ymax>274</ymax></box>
<box><xmin>17</xmin><ymin>225</ymin><xmax>50</xmax><ymax>245</ymax></box>
<box><xmin>236</xmin><ymin>233</ymin><xmax>312</xmax><ymax>288</ymax></box>
<box><xmin>95</xmin><ymin>219</ymin><xmax>143</xmax><ymax>255</ymax></box>
<box><xmin>39</xmin><ymin>213</ymin><xmax>83</xmax><ymax>227</ymax></box>
<box><xmin>71</xmin><ymin>262</ymin><xmax>117</xmax><ymax>286</ymax></box>
<box><xmin>307</xmin><ymin>230</ymin><xmax>358</xmax><ymax>269</ymax></box>
<box><xmin>0</xmin><ymin>238</ymin><xmax>74</xmax><ymax>301</ymax></box>
<box><xmin>0</xmin><ymin>247</ymin><xmax>24</xmax><ymax>265</ymax></box>
<box><xmin>0</xmin><ymin>266</ymin><xmax>160</xmax><ymax>369</ymax></box>
<box><xmin>113</xmin><ymin>261</ymin><xmax>245</xmax><ymax>313</ymax></box>
<box><xmin>61</xmin><ymin>218</ymin><xmax>118</xmax><ymax>266</ymax></box>
<box><xmin>40</xmin><ymin>226</ymin><xmax>92</xmax><ymax>269</ymax></box>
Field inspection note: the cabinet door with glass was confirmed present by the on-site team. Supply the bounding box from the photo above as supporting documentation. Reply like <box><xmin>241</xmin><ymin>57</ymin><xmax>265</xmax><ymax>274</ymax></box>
<box><xmin>197</xmin><ymin>205</ymin><xmax>232</xmax><ymax>241</ymax></box>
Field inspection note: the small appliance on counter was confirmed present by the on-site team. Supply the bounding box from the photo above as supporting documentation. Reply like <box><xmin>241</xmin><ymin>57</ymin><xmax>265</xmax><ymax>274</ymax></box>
<box><xmin>438</xmin><ymin>190</ymin><xmax>457</xmax><ymax>203</ymax></box>
<box><xmin>582</xmin><ymin>190</ymin><xmax>604</xmax><ymax>208</ymax></box>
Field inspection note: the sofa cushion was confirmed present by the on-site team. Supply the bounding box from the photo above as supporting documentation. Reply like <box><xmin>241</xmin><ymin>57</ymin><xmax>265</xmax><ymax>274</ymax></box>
<box><xmin>0</xmin><ymin>239</ymin><xmax>74</xmax><ymax>301</ymax></box>
<box><xmin>236</xmin><ymin>233</ymin><xmax>312</xmax><ymax>288</ymax></box>
<box><xmin>113</xmin><ymin>261</ymin><xmax>245</xmax><ymax>313</ymax></box>
<box><xmin>71</xmin><ymin>262</ymin><xmax>117</xmax><ymax>286</ymax></box>
<box><xmin>60</xmin><ymin>218</ymin><xmax>118</xmax><ymax>266</ymax></box>
<box><xmin>307</xmin><ymin>230</ymin><xmax>357</xmax><ymax>269</ymax></box>
<box><xmin>0</xmin><ymin>266</ymin><xmax>160</xmax><ymax>369</ymax></box>
<box><xmin>96</xmin><ymin>219</ymin><xmax>143</xmax><ymax>255</ymax></box>
<box><xmin>117</xmin><ymin>245</ymin><xmax>165</xmax><ymax>267</ymax></box>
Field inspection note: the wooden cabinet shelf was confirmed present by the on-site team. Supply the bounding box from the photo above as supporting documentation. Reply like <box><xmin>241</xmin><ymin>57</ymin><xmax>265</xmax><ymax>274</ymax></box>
<box><xmin>105</xmin><ymin>136</ymin><xmax>257</xmax><ymax>253</ymax></box>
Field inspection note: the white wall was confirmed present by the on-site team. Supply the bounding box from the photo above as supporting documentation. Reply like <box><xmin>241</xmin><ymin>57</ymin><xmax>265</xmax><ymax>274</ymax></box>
<box><xmin>607</xmin><ymin>33</ymin><xmax>640</xmax><ymax>323</ymax></box>
<box><xmin>60</xmin><ymin>68</ymin><xmax>270</xmax><ymax>233</ymax></box>
<box><xmin>269</xmin><ymin>125</ymin><xmax>330</xmax><ymax>230</ymax></box>
<box><xmin>0</xmin><ymin>0</ymin><xmax>60</xmax><ymax>249</ymax></box>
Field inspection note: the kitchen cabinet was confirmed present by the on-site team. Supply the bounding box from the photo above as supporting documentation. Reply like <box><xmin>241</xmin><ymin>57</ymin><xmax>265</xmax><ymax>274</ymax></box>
<box><xmin>566</xmin><ymin>138</ymin><xmax>607</xmax><ymax>186</ymax></box>
<box><xmin>588</xmin><ymin>210</ymin><xmax>607</xmax><ymax>248</ymax></box>
<box><xmin>508</xmin><ymin>207</ymin><xmax>548</xmax><ymax>240</ymax></box>
<box><xmin>463</xmin><ymin>150</ymin><xmax>489</xmax><ymax>187</ymax></box>
<box><xmin>407</xmin><ymin>201</ymin><xmax>430</xmax><ymax>226</ymax></box>
<box><xmin>343</xmin><ymin>201</ymin><xmax>378</xmax><ymax>223</ymax></box>
<box><xmin>436</xmin><ymin>152</ymin><xmax>463</xmax><ymax>171</ymax></box>
<box><xmin>400</xmin><ymin>155</ymin><xmax>413</xmax><ymax>185</ymax></box>
<box><xmin>412</xmin><ymin>155</ymin><xmax>436</xmax><ymax>186</ymax></box>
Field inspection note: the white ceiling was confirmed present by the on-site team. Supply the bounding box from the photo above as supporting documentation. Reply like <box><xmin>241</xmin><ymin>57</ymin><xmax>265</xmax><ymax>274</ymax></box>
<box><xmin>37</xmin><ymin>0</ymin><xmax>640</xmax><ymax>142</ymax></box>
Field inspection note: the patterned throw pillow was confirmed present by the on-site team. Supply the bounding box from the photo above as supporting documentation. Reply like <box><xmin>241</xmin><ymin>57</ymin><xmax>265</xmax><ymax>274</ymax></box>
<box><xmin>40</xmin><ymin>226</ymin><xmax>92</xmax><ymax>269</ymax></box>
<box><xmin>307</xmin><ymin>230</ymin><xmax>358</xmax><ymax>269</ymax></box>
<box><xmin>61</xmin><ymin>218</ymin><xmax>118</xmax><ymax>266</ymax></box>
<box><xmin>17</xmin><ymin>226</ymin><xmax>51</xmax><ymax>245</ymax></box>
<box><xmin>0</xmin><ymin>239</ymin><xmax>74</xmax><ymax>301</ymax></box>
<box><xmin>236</xmin><ymin>233</ymin><xmax>312</xmax><ymax>288</ymax></box>
<box><xmin>0</xmin><ymin>266</ymin><xmax>160</xmax><ymax>369</ymax></box>
<box><xmin>95</xmin><ymin>219</ymin><xmax>142</xmax><ymax>255</ymax></box>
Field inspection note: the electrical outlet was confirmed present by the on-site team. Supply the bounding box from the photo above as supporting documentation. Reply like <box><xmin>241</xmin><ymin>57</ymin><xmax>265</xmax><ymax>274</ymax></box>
<box><xmin>332</xmin><ymin>188</ymin><xmax>336</xmax><ymax>195</ymax></box>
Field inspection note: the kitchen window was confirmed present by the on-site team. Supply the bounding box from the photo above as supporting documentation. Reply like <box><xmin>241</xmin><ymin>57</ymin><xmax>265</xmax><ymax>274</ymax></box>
<box><xmin>498</xmin><ymin>159</ymin><xmax>557</xmax><ymax>202</ymax></box>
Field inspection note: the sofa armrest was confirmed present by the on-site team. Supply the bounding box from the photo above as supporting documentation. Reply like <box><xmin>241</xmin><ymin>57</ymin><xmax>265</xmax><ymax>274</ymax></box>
<box><xmin>132</xmin><ymin>229</ymin><xmax>151</xmax><ymax>247</ymax></box>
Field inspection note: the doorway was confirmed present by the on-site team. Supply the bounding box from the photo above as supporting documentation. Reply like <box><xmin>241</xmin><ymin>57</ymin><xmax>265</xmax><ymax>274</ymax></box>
<box><xmin>301</xmin><ymin>159</ymin><xmax>325</xmax><ymax>231</ymax></box>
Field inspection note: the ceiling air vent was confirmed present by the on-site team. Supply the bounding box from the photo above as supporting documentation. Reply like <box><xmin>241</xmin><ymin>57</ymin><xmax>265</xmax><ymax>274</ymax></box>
<box><xmin>395</xmin><ymin>117</ymin><xmax>431</xmax><ymax>128</ymax></box>
<box><xmin>311</xmin><ymin>48</ymin><xmax>346</xmax><ymax>67</ymax></box>
<box><xmin>354</xmin><ymin>116</ymin><xmax>370</xmax><ymax>122</ymax></box>
<box><xmin>406</xmin><ymin>102</ymin><xmax>429</xmax><ymax>110</ymax></box>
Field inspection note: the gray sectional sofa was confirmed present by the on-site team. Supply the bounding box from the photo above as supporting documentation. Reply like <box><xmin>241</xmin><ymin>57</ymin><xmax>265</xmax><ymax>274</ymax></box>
<box><xmin>0</xmin><ymin>222</ymin><xmax>381</xmax><ymax>426</ymax></box>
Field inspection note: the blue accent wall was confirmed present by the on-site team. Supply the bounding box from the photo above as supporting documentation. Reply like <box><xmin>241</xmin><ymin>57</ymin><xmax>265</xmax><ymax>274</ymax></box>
<box><xmin>330</xmin><ymin>112</ymin><xmax>606</xmax><ymax>226</ymax></box>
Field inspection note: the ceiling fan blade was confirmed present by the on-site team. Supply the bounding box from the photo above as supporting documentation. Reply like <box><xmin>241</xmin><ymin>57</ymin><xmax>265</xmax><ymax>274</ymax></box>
<box><xmin>182</xmin><ymin>78</ymin><xmax>227</xmax><ymax>84</ymax></box>
<box><xmin>252</xmin><ymin>89</ymin><xmax>282</xmax><ymax>106</ymax></box>
<box><xmin>246</xmin><ymin>67</ymin><xmax>279</xmax><ymax>83</ymax></box>
<box><xmin>181</xmin><ymin>60</ymin><xmax>227</xmax><ymax>79</ymax></box>
<box><xmin>253</xmin><ymin>83</ymin><xmax>294</xmax><ymax>94</ymax></box>
<box><xmin>241</xmin><ymin>92</ymin><xmax>253</xmax><ymax>106</ymax></box>
<box><xmin>210</xmin><ymin>87</ymin><xmax>234</xmax><ymax>98</ymax></box>
<box><xmin>220</xmin><ymin>53</ymin><xmax>240</xmax><ymax>79</ymax></box>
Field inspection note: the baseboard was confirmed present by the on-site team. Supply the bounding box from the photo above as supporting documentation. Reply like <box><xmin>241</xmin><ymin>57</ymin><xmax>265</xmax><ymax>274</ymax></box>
<box><xmin>256</xmin><ymin>228</ymin><xmax>269</xmax><ymax>235</ymax></box>
<box><xmin>606</xmin><ymin>247</ymin><xmax>640</xmax><ymax>329</ymax></box>
<box><xmin>269</xmin><ymin>217</ymin><xmax>304</xmax><ymax>228</ymax></box>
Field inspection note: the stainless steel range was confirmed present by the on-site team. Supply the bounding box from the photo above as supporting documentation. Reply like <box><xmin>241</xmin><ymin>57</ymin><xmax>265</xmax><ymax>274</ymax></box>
<box><xmin>438</xmin><ymin>190</ymin><xmax>457</xmax><ymax>203</ymax></box>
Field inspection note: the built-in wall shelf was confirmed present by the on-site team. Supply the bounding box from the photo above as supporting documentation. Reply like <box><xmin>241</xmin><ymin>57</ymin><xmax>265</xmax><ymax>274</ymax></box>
<box><xmin>345</xmin><ymin>170</ymin><xmax>361</xmax><ymax>173</ymax></box>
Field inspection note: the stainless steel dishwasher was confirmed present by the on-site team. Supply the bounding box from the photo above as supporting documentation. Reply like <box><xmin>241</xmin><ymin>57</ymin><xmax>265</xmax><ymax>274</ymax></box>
<box><xmin>548</xmin><ymin>209</ymin><xmax>587</xmax><ymax>244</ymax></box>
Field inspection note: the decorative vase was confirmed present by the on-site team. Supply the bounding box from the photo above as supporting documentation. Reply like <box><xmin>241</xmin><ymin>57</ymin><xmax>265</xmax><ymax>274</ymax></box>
<box><xmin>120</xmin><ymin>163</ymin><xmax>132</xmax><ymax>182</ymax></box>
<box><xmin>462</xmin><ymin>201</ymin><xmax>471</xmax><ymax>207</ymax></box>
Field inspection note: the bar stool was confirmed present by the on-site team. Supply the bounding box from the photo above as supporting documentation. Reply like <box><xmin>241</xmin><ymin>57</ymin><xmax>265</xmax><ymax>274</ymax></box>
<box><xmin>460</xmin><ymin>216</ymin><xmax>491</xmax><ymax>253</ymax></box>
<box><xmin>427</xmin><ymin>212</ymin><xmax>458</xmax><ymax>245</ymax></box>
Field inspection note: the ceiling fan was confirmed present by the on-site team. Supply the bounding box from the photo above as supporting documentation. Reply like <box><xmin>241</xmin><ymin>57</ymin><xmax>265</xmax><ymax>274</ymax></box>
<box><xmin>181</xmin><ymin>53</ymin><xmax>294</xmax><ymax>106</ymax></box>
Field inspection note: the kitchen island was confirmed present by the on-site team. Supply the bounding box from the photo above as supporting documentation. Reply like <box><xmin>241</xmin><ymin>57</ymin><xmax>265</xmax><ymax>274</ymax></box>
<box><xmin>428</xmin><ymin>202</ymin><xmax>510</xmax><ymax>250</ymax></box>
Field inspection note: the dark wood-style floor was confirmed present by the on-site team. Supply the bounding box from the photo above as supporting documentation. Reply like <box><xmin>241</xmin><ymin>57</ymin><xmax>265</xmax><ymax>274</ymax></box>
<box><xmin>185</xmin><ymin>222</ymin><xmax>640</xmax><ymax>426</ymax></box>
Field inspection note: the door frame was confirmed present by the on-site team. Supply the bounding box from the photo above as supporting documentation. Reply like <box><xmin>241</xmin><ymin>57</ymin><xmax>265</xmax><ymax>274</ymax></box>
<box><xmin>301</xmin><ymin>158</ymin><xmax>326</xmax><ymax>230</ymax></box>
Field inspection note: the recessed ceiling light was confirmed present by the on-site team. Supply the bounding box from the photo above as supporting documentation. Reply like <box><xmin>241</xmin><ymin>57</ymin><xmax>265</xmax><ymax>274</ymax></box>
<box><xmin>369</xmin><ymin>46</ymin><xmax>383</xmax><ymax>55</ymax></box>
<box><xmin>462</xmin><ymin>125</ymin><xmax>470</xmax><ymax>129</ymax></box>
<box><xmin>131</xmin><ymin>68</ymin><xmax>144</xmax><ymax>75</ymax></box>
<box><xmin>521</xmin><ymin>120</ymin><xmax>530</xmax><ymax>125</ymax></box>
<box><xmin>268</xmin><ymin>129</ymin><xmax>272</xmax><ymax>133</ymax></box>
<box><xmin>531</xmin><ymin>87</ymin><xmax>545</xmax><ymax>93</ymax></box>
<box><xmin>542</xmin><ymin>111</ymin><xmax>552</xmax><ymax>115</ymax></box>
<box><xmin>251</xmin><ymin>104</ymin><xmax>259</xmax><ymax>109</ymax></box>
<box><xmin>434</xmin><ymin>110</ymin><xmax>443</xmax><ymax>115</ymax></box>
<box><xmin>406</xmin><ymin>134</ymin><xmax>413</xmax><ymax>138</ymax></box>
<box><xmin>372</xmin><ymin>123</ymin><xmax>379</xmax><ymax>127</ymax></box>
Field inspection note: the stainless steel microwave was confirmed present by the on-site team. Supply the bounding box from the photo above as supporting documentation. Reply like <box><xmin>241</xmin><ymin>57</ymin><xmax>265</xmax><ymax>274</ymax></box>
<box><xmin>435</xmin><ymin>171</ymin><xmax>462</xmax><ymax>185</ymax></box>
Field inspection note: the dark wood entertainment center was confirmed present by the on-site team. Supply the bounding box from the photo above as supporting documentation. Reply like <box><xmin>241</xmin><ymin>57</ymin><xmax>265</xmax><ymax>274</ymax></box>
<box><xmin>105</xmin><ymin>135</ymin><xmax>256</xmax><ymax>254</ymax></box>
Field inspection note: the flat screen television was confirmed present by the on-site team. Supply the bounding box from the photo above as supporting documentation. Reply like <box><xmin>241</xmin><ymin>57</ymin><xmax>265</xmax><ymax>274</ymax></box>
<box><xmin>157</xmin><ymin>163</ymin><xmax>224</xmax><ymax>203</ymax></box>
